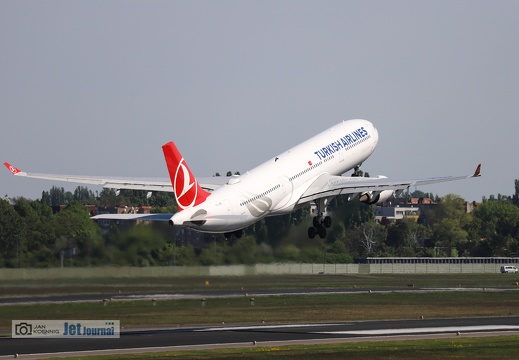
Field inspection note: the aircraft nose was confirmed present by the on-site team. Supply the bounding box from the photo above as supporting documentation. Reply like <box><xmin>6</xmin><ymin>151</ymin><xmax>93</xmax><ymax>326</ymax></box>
<box><xmin>370</xmin><ymin>123</ymin><xmax>379</xmax><ymax>150</ymax></box>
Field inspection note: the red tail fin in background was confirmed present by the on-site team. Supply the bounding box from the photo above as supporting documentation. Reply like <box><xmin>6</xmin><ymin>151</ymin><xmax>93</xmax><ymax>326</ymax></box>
<box><xmin>162</xmin><ymin>142</ymin><xmax>211</xmax><ymax>211</ymax></box>
<box><xmin>3</xmin><ymin>162</ymin><xmax>22</xmax><ymax>175</ymax></box>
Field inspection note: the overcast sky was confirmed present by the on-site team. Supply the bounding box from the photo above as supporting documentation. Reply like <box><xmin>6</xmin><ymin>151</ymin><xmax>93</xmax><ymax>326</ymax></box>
<box><xmin>2</xmin><ymin>1</ymin><xmax>518</xmax><ymax>202</ymax></box>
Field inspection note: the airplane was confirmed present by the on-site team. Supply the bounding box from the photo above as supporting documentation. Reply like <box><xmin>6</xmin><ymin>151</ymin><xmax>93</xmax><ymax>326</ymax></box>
<box><xmin>4</xmin><ymin>119</ymin><xmax>481</xmax><ymax>239</ymax></box>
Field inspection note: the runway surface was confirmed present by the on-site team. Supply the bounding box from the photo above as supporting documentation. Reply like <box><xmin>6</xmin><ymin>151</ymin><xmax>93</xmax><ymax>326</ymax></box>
<box><xmin>1</xmin><ymin>316</ymin><xmax>518</xmax><ymax>359</ymax></box>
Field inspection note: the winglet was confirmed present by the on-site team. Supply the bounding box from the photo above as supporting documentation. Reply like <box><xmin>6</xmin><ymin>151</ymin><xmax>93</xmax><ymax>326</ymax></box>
<box><xmin>3</xmin><ymin>162</ymin><xmax>22</xmax><ymax>175</ymax></box>
<box><xmin>472</xmin><ymin>164</ymin><xmax>481</xmax><ymax>177</ymax></box>
<box><xmin>162</xmin><ymin>142</ymin><xmax>211</xmax><ymax>211</ymax></box>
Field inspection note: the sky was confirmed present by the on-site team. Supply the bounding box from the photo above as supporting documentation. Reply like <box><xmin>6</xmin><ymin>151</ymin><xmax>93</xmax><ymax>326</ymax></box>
<box><xmin>1</xmin><ymin>1</ymin><xmax>518</xmax><ymax>202</ymax></box>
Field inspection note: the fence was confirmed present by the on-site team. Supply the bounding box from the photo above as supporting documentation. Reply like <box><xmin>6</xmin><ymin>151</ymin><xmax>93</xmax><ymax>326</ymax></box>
<box><xmin>0</xmin><ymin>262</ymin><xmax>509</xmax><ymax>280</ymax></box>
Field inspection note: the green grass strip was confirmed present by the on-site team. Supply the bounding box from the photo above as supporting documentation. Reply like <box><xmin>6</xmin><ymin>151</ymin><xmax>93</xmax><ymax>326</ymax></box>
<box><xmin>42</xmin><ymin>336</ymin><xmax>519</xmax><ymax>360</ymax></box>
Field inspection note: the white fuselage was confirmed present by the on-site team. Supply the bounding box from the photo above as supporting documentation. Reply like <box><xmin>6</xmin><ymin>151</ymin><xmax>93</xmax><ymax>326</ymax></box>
<box><xmin>171</xmin><ymin>119</ymin><xmax>379</xmax><ymax>233</ymax></box>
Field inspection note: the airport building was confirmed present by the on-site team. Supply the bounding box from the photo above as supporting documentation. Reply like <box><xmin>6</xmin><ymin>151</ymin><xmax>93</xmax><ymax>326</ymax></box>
<box><xmin>375</xmin><ymin>197</ymin><xmax>436</xmax><ymax>224</ymax></box>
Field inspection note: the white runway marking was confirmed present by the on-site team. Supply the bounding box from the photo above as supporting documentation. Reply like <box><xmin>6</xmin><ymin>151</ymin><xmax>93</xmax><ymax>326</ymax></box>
<box><xmin>195</xmin><ymin>323</ymin><xmax>343</xmax><ymax>332</ymax></box>
<box><xmin>316</xmin><ymin>325</ymin><xmax>519</xmax><ymax>335</ymax></box>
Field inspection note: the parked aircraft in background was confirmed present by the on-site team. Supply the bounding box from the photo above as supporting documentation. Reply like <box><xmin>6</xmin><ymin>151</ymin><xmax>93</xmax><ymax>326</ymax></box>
<box><xmin>4</xmin><ymin>119</ymin><xmax>481</xmax><ymax>238</ymax></box>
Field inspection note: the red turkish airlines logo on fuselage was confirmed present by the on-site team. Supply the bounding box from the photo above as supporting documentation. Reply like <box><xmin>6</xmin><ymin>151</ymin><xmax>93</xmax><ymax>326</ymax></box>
<box><xmin>174</xmin><ymin>158</ymin><xmax>199</xmax><ymax>210</ymax></box>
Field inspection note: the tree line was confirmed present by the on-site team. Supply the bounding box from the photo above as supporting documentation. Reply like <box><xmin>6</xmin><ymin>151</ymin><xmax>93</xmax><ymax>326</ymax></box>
<box><xmin>1</xmin><ymin>179</ymin><xmax>519</xmax><ymax>268</ymax></box>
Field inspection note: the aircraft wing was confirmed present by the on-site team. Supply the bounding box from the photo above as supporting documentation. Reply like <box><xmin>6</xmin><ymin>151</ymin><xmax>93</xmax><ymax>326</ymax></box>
<box><xmin>3</xmin><ymin>162</ymin><xmax>229</xmax><ymax>192</ymax></box>
<box><xmin>299</xmin><ymin>164</ymin><xmax>481</xmax><ymax>203</ymax></box>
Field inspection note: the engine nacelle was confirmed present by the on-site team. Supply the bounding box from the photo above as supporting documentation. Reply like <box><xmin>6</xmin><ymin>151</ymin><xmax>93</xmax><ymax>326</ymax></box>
<box><xmin>358</xmin><ymin>175</ymin><xmax>394</xmax><ymax>205</ymax></box>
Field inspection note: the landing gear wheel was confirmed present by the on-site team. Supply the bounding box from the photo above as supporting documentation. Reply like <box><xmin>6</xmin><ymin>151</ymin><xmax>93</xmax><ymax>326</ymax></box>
<box><xmin>309</xmin><ymin>197</ymin><xmax>334</xmax><ymax>238</ymax></box>
<box><xmin>235</xmin><ymin>229</ymin><xmax>243</xmax><ymax>238</ymax></box>
<box><xmin>318</xmin><ymin>226</ymin><xmax>327</xmax><ymax>239</ymax></box>
<box><xmin>352</xmin><ymin>164</ymin><xmax>363</xmax><ymax>177</ymax></box>
<box><xmin>323</xmin><ymin>216</ymin><xmax>332</xmax><ymax>228</ymax></box>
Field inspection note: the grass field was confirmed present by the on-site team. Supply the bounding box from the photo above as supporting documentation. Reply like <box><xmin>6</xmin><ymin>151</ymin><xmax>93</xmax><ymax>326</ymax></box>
<box><xmin>2</xmin><ymin>273</ymin><xmax>519</xmax><ymax>359</ymax></box>
<box><xmin>41</xmin><ymin>336</ymin><xmax>519</xmax><ymax>360</ymax></box>
<box><xmin>2</xmin><ymin>273</ymin><xmax>519</xmax><ymax>297</ymax></box>
<box><xmin>1</xmin><ymin>291</ymin><xmax>518</xmax><ymax>331</ymax></box>
<box><xmin>1</xmin><ymin>274</ymin><xmax>519</xmax><ymax>330</ymax></box>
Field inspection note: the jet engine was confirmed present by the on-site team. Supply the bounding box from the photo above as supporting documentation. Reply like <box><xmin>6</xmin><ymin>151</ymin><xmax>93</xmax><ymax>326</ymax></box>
<box><xmin>358</xmin><ymin>176</ymin><xmax>394</xmax><ymax>205</ymax></box>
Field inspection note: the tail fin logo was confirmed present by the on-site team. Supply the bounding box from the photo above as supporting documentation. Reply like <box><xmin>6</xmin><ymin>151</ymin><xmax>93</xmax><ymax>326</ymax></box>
<box><xmin>174</xmin><ymin>159</ymin><xmax>199</xmax><ymax>209</ymax></box>
<box><xmin>3</xmin><ymin>162</ymin><xmax>21</xmax><ymax>175</ymax></box>
<box><xmin>162</xmin><ymin>141</ymin><xmax>210</xmax><ymax>211</ymax></box>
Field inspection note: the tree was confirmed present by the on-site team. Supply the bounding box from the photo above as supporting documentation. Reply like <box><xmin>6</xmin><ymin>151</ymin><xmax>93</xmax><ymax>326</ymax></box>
<box><xmin>330</xmin><ymin>197</ymin><xmax>375</xmax><ymax>229</ymax></box>
<box><xmin>431</xmin><ymin>218</ymin><xmax>467</xmax><ymax>257</ymax></box>
<box><xmin>157</xmin><ymin>243</ymin><xmax>197</xmax><ymax>266</ymax></box>
<box><xmin>385</xmin><ymin>220</ymin><xmax>418</xmax><ymax>256</ymax></box>
<box><xmin>198</xmin><ymin>239</ymin><xmax>226</xmax><ymax>265</ymax></box>
<box><xmin>250</xmin><ymin>219</ymin><xmax>268</xmax><ymax>245</ymax></box>
<box><xmin>49</xmin><ymin>186</ymin><xmax>67</xmax><ymax>206</ymax></box>
<box><xmin>327</xmin><ymin>222</ymin><xmax>347</xmax><ymax>244</ymax></box>
<box><xmin>383</xmin><ymin>220</ymin><xmax>427</xmax><ymax>256</ymax></box>
<box><xmin>513</xmin><ymin>179</ymin><xmax>519</xmax><ymax>206</ymax></box>
<box><xmin>263</xmin><ymin>214</ymin><xmax>293</xmax><ymax>246</ymax></box>
<box><xmin>471</xmin><ymin>200</ymin><xmax>519</xmax><ymax>256</ymax></box>
<box><xmin>411</xmin><ymin>190</ymin><xmax>427</xmax><ymax>198</ymax></box>
<box><xmin>41</xmin><ymin>191</ymin><xmax>51</xmax><ymax>206</ymax></box>
<box><xmin>325</xmin><ymin>239</ymin><xmax>353</xmax><ymax>263</ymax></box>
<box><xmin>148</xmin><ymin>192</ymin><xmax>176</xmax><ymax>208</ymax></box>
<box><xmin>0</xmin><ymin>199</ymin><xmax>25</xmax><ymax>267</ymax></box>
<box><xmin>409</xmin><ymin>221</ymin><xmax>429</xmax><ymax>254</ymax></box>
<box><xmin>429</xmin><ymin>194</ymin><xmax>472</xmax><ymax>256</ymax></box>
<box><xmin>225</xmin><ymin>236</ymin><xmax>258</xmax><ymax>264</ymax></box>
<box><xmin>274</xmin><ymin>243</ymin><xmax>301</xmax><ymax>262</ymax></box>
<box><xmin>54</xmin><ymin>202</ymin><xmax>105</xmax><ymax>265</ymax></box>
<box><xmin>349</xmin><ymin>222</ymin><xmax>386</xmax><ymax>257</ymax></box>
<box><xmin>73</xmin><ymin>186</ymin><xmax>96</xmax><ymax>204</ymax></box>
<box><xmin>98</xmin><ymin>188</ymin><xmax>120</xmax><ymax>207</ymax></box>
<box><xmin>107</xmin><ymin>224</ymin><xmax>168</xmax><ymax>266</ymax></box>
<box><xmin>13</xmin><ymin>198</ymin><xmax>55</xmax><ymax>267</ymax></box>
<box><xmin>410</xmin><ymin>190</ymin><xmax>436</xmax><ymax>200</ymax></box>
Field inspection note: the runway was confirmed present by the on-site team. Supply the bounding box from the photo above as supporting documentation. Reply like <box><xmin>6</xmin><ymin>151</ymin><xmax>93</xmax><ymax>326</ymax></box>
<box><xmin>1</xmin><ymin>316</ymin><xmax>518</xmax><ymax>359</ymax></box>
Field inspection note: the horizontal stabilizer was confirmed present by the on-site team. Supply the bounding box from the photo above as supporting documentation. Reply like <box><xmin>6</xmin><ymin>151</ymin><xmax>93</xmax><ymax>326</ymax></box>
<box><xmin>91</xmin><ymin>213</ymin><xmax>173</xmax><ymax>222</ymax></box>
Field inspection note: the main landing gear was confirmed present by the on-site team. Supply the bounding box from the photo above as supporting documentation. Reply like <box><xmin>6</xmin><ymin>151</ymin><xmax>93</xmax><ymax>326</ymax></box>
<box><xmin>352</xmin><ymin>164</ymin><xmax>363</xmax><ymax>177</ymax></box>
<box><xmin>308</xmin><ymin>197</ymin><xmax>333</xmax><ymax>239</ymax></box>
<box><xmin>307</xmin><ymin>164</ymin><xmax>363</xmax><ymax>239</ymax></box>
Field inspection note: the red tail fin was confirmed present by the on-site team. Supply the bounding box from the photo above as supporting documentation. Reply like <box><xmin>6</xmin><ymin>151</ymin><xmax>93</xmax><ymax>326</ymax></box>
<box><xmin>4</xmin><ymin>162</ymin><xmax>22</xmax><ymax>175</ymax></box>
<box><xmin>162</xmin><ymin>142</ymin><xmax>211</xmax><ymax>211</ymax></box>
